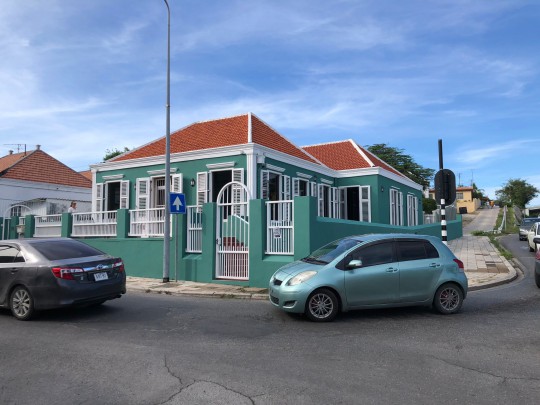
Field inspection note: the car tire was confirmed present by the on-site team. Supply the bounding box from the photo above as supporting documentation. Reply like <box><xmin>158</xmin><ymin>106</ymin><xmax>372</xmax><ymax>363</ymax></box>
<box><xmin>433</xmin><ymin>283</ymin><xmax>463</xmax><ymax>315</ymax></box>
<box><xmin>305</xmin><ymin>288</ymin><xmax>339</xmax><ymax>322</ymax></box>
<box><xmin>10</xmin><ymin>286</ymin><xmax>35</xmax><ymax>321</ymax></box>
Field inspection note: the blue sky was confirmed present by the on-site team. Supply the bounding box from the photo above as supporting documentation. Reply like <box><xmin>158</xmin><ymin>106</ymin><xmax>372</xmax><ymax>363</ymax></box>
<box><xmin>1</xmin><ymin>0</ymin><xmax>539</xmax><ymax>206</ymax></box>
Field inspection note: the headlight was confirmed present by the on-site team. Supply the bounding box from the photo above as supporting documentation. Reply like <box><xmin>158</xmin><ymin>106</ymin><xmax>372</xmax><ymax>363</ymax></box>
<box><xmin>287</xmin><ymin>271</ymin><xmax>317</xmax><ymax>286</ymax></box>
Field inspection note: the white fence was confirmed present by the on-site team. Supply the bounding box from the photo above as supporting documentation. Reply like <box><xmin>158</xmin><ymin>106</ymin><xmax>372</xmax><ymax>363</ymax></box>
<box><xmin>186</xmin><ymin>205</ymin><xmax>203</xmax><ymax>252</ymax></box>
<box><xmin>34</xmin><ymin>214</ymin><xmax>62</xmax><ymax>238</ymax></box>
<box><xmin>72</xmin><ymin>211</ymin><xmax>117</xmax><ymax>237</ymax></box>
<box><xmin>129</xmin><ymin>208</ymin><xmax>167</xmax><ymax>237</ymax></box>
<box><xmin>266</xmin><ymin>200</ymin><xmax>293</xmax><ymax>255</ymax></box>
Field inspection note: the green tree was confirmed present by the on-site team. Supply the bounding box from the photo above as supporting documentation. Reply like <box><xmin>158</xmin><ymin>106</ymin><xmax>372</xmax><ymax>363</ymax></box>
<box><xmin>366</xmin><ymin>143</ymin><xmax>435</xmax><ymax>188</ymax></box>
<box><xmin>495</xmin><ymin>178</ymin><xmax>539</xmax><ymax>208</ymax></box>
<box><xmin>472</xmin><ymin>183</ymin><xmax>486</xmax><ymax>200</ymax></box>
<box><xmin>103</xmin><ymin>147</ymin><xmax>130</xmax><ymax>161</ymax></box>
<box><xmin>422</xmin><ymin>197</ymin><xmax>437</xmax><ymax>214</ymax></box>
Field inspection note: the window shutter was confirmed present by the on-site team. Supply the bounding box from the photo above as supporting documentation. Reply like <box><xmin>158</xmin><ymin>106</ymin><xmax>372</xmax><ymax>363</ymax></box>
<box><xmin>360</xmin><ymin>186</ymin><xmax>371</xmax><ymax>222</ymax></box>
<box><xmin>310</xmin><ymin>181</ymin><xmax>317</xmax><ymax>197</ymax></box>
<box><xmin>281</xmin><ymin>175</ymin><xmax>291</xmax><ymax>200</ymax></box>
<box><xmin>261</xmin><ymin>170</ymin><xmax>269</xmax><ymax>199</ymax></box>
<box><xmin>196</xmin><ymin>172</ymin><xmax>208</xmax><ymax>206</ymax></box>
<box><xmin>339</xmin><ymin>188</ymin><xmax>346</xmax><ymax>219</ymax></box>
<box><xmin>136</xmin><ymin>178</ymin><xmax>150</xmax><ymax>210</ymax></box>
<box><xmin>94</xmin><ymin>183</ymin><xmax>104</xmax><ymax>212</ymax></box>
<box><xmin>318</xmin><ymin>184</ymin><xmax>324</xmax><ymax>216</ymax></box>
<box><xmin>171</xmin><ymin>174</ymin><xmax>183</xmax><ymax>193</ymax></box>
<box><xmin>120</xmin><ymin>180</ymin><xmax>130</xmax><ymax>209</ymax></box>
<box><xmin>232</xmin><ymin>168</ymin><xmax>244</xmax><ymax>184</ymax></box>
<box><xmin>399</xmin><ymin>192</ymin><xmax>404</xmax><ymax>226</ymax></box>
<box><xmin>292</xmin><ymin>178</ymin><xmax>300</xmax><ymax>197</ymax></box>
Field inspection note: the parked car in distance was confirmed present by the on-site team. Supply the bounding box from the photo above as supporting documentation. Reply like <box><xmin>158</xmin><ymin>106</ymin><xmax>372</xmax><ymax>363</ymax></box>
<box><xmin>0</xmin><ymin>238</ymin><xmax>126</xmax><ymax>320</ymax></box>
<box><xmin>519</xmin><ymin>217</ymin><xmax>540</xmax><ymax>240</ymax></box>
<box><xmin>269</xmin><ymin>234</ymin><xmax>468</xmax><ymax>322</ymax></box>
<box><xmin>528</xmin><ymin>223</ymin><xmax>540</xmax><ymax>252</ymax></box>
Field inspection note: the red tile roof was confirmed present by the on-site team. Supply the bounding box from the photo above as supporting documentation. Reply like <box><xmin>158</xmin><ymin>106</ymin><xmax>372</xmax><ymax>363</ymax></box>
<box><xmin>0</xmin><ymin>149</ymin><xmax>92</xmax><ymax>188</ymax></box>
<box><xmin>112</xmin><ymin>114</ymin><xmax>318</xmax><ymax>164</ymax></box>
<box><xmin>302</xmin><ymin>140</ymin><xmax>406</xmax><ymax>178</ymax></box>
<box><xmin>79</xmin><ymin>170</ymin><xmax>92</xmax><ymax>181</ymax></box>
<box><xmin>251</xmin><ymin>115</ymin><xmax>318</xmax><ymax>163</ymax></box>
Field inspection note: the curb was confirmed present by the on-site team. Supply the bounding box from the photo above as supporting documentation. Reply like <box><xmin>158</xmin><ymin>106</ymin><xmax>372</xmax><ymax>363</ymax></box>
<box><xmin>468</xmin><ymin>259</ymin><xmax>520</xmax><ymax>291</ymax></box>
<box><xmin>128</xmin><ymin>285</ymin><xmax>268</xmax><ymax>301</ymax></box>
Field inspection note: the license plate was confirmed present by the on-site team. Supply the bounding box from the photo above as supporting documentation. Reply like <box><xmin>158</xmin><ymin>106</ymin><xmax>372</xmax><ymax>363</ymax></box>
<box><xmin>94</xmin><ymin>272</ymin><xmax>109</xmax><ymax>282</ymax></box>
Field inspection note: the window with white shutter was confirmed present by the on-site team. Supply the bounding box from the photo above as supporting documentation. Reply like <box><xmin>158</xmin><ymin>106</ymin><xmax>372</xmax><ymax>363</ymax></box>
<box><xmin>120</xmin><ymin>180</ymin><xmax>130</xmax><ymax>209</ymax></box>
<box><xmin>197</xmin><ymin>172</ymin><xmax>208</xmax><ymax>206</ymax></box>
<box><xmin>136</xmin><ymin>178</ymin><xmax>150</xmax><ymax>210</ymax></box>
<box><xmin>171</xmin><ymin>174</ymin><xmax>183</xmax><ymax>193</ymax></box>
<box><xmin>94</xmin><ymin>183</ymin><xmax>104</xmax><ymax>212</ymax></box>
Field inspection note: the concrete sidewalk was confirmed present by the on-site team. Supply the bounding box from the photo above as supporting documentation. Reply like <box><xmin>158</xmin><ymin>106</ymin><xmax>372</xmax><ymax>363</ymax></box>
<box><xmin>126</xmin><ymin>207</ymin><xmax>518</xmax><ymax>298</ymax></box>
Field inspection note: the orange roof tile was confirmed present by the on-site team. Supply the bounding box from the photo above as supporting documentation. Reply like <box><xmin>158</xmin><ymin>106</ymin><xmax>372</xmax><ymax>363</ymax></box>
<box><xmin>112</xmin><ymin>113</ymin><xmax>319</xmax><ymax>164</ymax></box>
<box><xmin>0</xmin><ymin>149</ymin><xmax>91</xmax><ymax>188</ymax></box>
<box><xmin>251</xmin><ymin>115</ymin><xmax>318</xmax><ymax>163</ymax></box>
<box><xmin>302</xmin><ymin>140</ymin><xmax>406</xmax><ymax>178</ymax></box>
<box><xmin>79</xmin><ymin>170</ymin><xmax>92</xmax><ymax>181</ymax></box>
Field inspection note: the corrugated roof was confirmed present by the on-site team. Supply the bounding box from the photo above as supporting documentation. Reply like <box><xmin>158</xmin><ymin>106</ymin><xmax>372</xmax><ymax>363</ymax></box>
<box><xmin>0</xmin><ymin>149</ymin><xmax>91</xmax><ymax>188</ymax></box>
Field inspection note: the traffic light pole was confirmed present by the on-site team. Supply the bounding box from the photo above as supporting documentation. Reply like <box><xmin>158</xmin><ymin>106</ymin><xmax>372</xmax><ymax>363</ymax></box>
<box><xmin>438</xmin><ymin>139</ymin><xmax>448</xmax><ymax>246</ymax></box>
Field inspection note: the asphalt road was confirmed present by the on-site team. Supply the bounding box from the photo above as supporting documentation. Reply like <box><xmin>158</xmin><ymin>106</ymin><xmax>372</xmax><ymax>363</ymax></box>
<box><xmin>1</xmin><ymin>235</ymin><xmax>539</xmax><ymax>405</ymax></box>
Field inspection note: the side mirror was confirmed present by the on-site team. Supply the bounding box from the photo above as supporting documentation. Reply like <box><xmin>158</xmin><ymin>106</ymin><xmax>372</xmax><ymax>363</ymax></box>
<box><xmin>346</xmin><ymin>259</ymin><xmax>363</xmax><ymax>269</ymax></box>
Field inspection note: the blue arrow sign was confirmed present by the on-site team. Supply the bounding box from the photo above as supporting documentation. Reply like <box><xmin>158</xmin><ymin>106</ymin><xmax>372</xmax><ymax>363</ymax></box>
<box><xmin>169</xmin><ymin>193</ymin><xmax>186</xmax><ymax>214</ymax></box>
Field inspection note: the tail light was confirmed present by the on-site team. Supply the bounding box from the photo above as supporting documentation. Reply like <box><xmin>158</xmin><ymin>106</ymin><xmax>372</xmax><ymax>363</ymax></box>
<box><xmin>52</xmin><ymin>267</ymin><xmax>84</xmax><ymax>280</ymax></box>
<box><xmin>113</xmin><ymin>259</ymin><xmax>125</xmax><ymax>273</ymax></box>
<box><xmin>453</xmin><ymin>258</ymin><xmax>465</xmax><ymax>272</ymax></box>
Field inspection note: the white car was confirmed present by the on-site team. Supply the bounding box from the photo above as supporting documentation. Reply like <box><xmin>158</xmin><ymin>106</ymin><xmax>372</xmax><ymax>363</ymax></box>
<box><xmin>527</xmin><ymin>222</ymin><xmax>540</xmax><ymax>252</ymax></box>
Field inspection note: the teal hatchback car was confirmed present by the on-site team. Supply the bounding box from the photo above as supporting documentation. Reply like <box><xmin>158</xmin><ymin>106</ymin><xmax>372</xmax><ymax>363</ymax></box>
<box><xmin>269</xmin><ymin>234</ymin><xmax>468</xmax><ymax>322</ymax></box>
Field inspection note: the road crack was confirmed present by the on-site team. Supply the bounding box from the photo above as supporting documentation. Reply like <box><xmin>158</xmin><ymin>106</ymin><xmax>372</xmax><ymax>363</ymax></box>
<box><xmin>431</xmin><ymin>355</ymin><xmax>540</xmax><ymax>383</ymax></box>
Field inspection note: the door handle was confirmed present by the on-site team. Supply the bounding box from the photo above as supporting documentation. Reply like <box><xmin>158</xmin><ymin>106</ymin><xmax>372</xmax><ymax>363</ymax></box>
<box><xmin>386</xmin><ymin>267</ymin><xmax>398</xmax><ymax>273</ymax></box>
<box><xmin>10</xmin><ymin>269</ymin><xmax>19</xmax><ymax>274</ymax></box>
<box><xmin>429</xmin><ymin>263</ymin><xmax>441</xmax><ymax>268</ymax></box>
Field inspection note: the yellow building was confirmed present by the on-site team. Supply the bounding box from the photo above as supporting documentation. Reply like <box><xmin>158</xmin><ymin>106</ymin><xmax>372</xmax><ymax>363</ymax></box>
<box><xmin>428</xmin><ymin>186</ymin><xmax>481</xmax><ymax>214</ymax></box>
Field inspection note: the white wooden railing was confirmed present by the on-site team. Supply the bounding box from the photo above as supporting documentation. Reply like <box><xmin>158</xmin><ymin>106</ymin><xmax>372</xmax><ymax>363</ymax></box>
<box><xmin>266</xmin><ymin>200</ymin><xmax>293</xmax><ymax>255</ymax></box>
<box><xmin>129</xmin><ymin>208</ymin><xmax>167</xmax><ymax>237</ymax></box>
<box><xmin>34</xmin><ymin>214</ymin><xmax>62</xmax><ymax>238</ymax></box>
<box><xmin>186</xmin><ymin>205</ymin><xmax>203</xmax><ymax>252</ymax></box>
<box><xmin>72</xmin><ymin>211</ymin><xmax>117</xmax><ymax>237</ymax></box>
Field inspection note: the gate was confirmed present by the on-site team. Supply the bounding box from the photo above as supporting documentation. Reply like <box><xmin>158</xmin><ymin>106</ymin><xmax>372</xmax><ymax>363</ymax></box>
<box><xmin>216</xmin><ymin>181</ymin><xmax>250</xmax><ymax>280</ymax></box>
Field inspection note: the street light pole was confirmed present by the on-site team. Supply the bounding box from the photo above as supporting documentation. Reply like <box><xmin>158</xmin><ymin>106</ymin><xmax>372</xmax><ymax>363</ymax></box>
<box><xmin>162</xmin><ymin>0</ymin><xmax>171</xmax><ymax>282</ymax></box>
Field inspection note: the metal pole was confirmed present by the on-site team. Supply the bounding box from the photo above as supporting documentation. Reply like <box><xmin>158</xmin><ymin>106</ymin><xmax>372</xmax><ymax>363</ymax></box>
<box><xmin>175</xmin><ymin>214</ymin><xmax>179</xmax><ymax>281</ymax></box>
<box><xmin>162</xmin><ymin>0</ymin><xmax>171</xmax><ymax>282</ymax></box>
<box><xmin>438</xmin><ymin>139</ymin><xmax>448</xmax><ymax>246</ymax></box>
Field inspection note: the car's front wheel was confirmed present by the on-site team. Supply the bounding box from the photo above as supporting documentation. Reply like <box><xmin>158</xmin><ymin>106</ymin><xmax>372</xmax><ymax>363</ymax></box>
<box><xmin>305</xmin><ymin>288</ymin><xmax>339</xmax><ymax>322</ymax></box>
<box><xmin>10</xmin><ymin>286</ymin><xmax>35</xmax><ymax>321</ymax></box>
<box><xmin>433</xmin><ymin>283</ymin><xmax>463</xmax><ymax>315</ymax></box>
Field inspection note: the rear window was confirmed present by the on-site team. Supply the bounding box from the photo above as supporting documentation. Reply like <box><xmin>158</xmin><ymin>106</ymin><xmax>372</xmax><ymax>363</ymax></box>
<box><xmin>397</xmin><ymin>240</ymin><xmax>440</xmax><ymax>262</ymax></box>
<box><xmin>522</xmin><ymin>218</ymin><xmax>540</xmax><ymax>226</ymax></box>
<box><xmin>30</xmin><ymin>240</ymin><xmax>106</xmax><ymax>261</ymax></box>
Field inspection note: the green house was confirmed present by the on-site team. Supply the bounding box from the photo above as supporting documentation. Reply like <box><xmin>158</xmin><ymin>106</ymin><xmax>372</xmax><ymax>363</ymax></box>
<box><xmin>7</xmin><ymin>113</ymin><xmax>459</xmax><ymax>287</ymax></box>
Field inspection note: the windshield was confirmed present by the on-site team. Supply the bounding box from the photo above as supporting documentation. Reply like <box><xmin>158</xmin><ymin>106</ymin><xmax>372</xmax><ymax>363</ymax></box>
<box><xmin>522</xmin><ymin>218</ymin><xmax>540</xmax><ymax>227</ymax></box>
<box><xmin>304</xmin><ymin>238</ymin><xmax>363</xmax><ymax>264</ymax></box>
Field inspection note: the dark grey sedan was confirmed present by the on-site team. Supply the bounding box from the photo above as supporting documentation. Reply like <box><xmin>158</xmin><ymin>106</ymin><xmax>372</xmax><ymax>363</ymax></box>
<box><xmin>0</xmin><ymin>238</ymin><xmax>126</xmax><ymax>320</ymax></box>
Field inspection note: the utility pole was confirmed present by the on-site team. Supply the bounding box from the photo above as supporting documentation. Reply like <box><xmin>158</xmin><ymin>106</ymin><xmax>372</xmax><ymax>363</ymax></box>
<box><xmin>162</xmin><ymin>0</ymin><xmax>171</xmax><ymax>282</ymax></box>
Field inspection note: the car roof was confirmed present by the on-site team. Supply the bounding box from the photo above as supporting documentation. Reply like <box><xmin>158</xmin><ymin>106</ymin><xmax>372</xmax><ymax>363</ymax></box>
<box><xmin>342</xmin><ymin>233</ymin><xmax>439</xmax><ymax>243</ymax></box>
